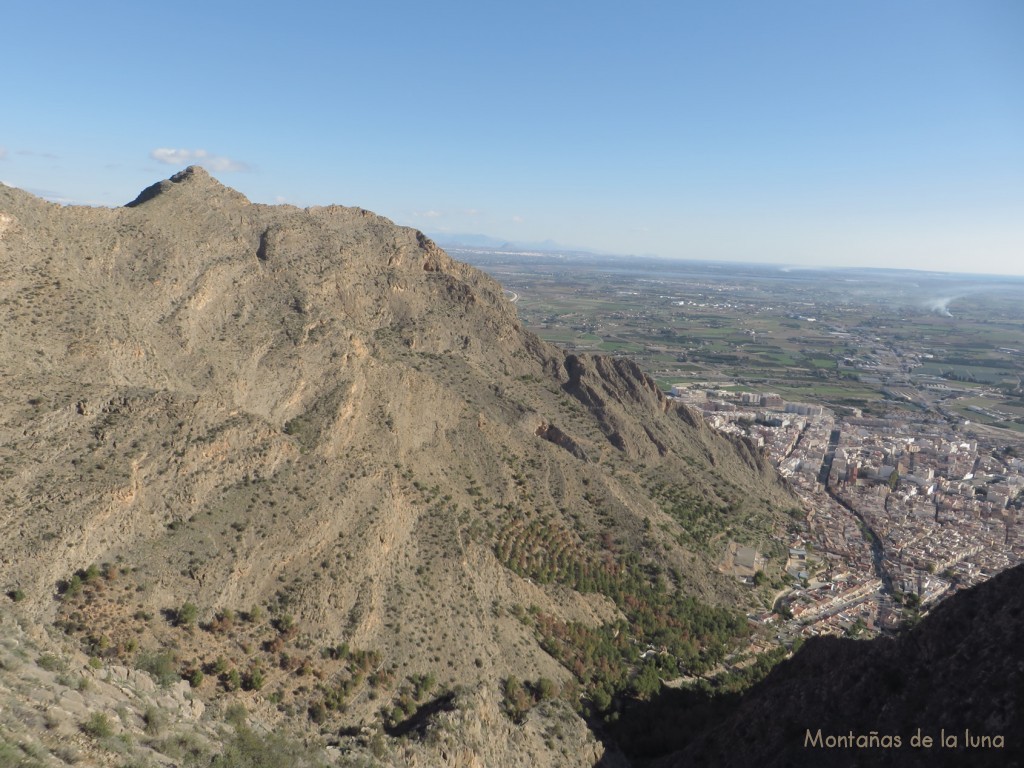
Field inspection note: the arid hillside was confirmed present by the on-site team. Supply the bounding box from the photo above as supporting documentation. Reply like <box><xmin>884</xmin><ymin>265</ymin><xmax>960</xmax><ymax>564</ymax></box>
<box><xmin>0</xmin><ymin>168</ymin><xmax>796</xmax><ymax>766</ymax></box>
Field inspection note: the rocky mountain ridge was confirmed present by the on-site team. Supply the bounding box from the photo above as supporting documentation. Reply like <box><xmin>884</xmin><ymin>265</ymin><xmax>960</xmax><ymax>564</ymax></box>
<box><xmin>1</xmin><ymin>168</ymin><xmax>795</xmax><ymax>766</ymax></box>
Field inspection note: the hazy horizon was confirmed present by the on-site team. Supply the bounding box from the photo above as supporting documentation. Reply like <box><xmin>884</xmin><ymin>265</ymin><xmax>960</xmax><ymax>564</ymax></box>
<box><xmin>437</xmin><ymin>234</ymin><xmax>1024</xmax><ymax>281</ymax></box>
<box><xmin>2</xmin><ymin>1</ymin><xmax>1021</xmax><ymax>276</ymax></box>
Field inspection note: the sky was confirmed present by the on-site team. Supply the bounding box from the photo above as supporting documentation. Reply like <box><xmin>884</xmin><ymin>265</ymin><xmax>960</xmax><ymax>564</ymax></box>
<box><xmin>2</xmin><ymin>1</ymin><xmax>1022</xmax><ymax>275</ymax></box>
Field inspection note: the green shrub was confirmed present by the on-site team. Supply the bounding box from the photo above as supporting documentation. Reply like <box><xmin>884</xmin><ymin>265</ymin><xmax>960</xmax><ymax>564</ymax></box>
<box><xmin>370</xmin><ymin>731</ymin><xmax>387</xmax><ymax>759</ymax></box>
<box><xmin>137</xmin><ymin>651</ymin><xmax>179</xmax><ymax>687</ymax></box>
<box><xmin>210</xmin><ymin>728</ymin><xmax>328</xmax><ymax>767</ymax></box>
<box><xmin>62</xmin><ymin>574</ymin><xmax>83</xmax><ymax>600</ymax></box>
<box><xmin>244</xmin><ymin>606</ymin><xmax>263</xmax><ymax>623</ymax></box>
<box><xmin>225</xmin><ymin>702</ymin><xmax>247</xmax><ymax>729</ymax></box>
<box><xmin>307</xmin><ymin>701</ymin><xmax>327</xmax><ymax>724</ymax></box>
<box><xmin>82</xmin><ymin>712</ymin><xmax>114</xmax><ymax>739</ymax></box>
<box><xmin>630</xmin><ymin>661</ymin><xmax>662</xmax><ymax>700</ymax></box>
<box><xmin>37</xmin><ymin>653</ymin><xmax>65</xmax><ymax>672</ymax></box>
<box><xmin>175</xmin><ymin>602</ymin><xmax>198</xmax><ymax>627</ymax></box>
<box><xmin>535</xmin><ymin>676</ymin><xmax>557</xmax><ymax>701</ymax></box>
<box><xmin>223</xmin><ymin>668</ymin><xmax>242</xmax><ymax>691</ymax></box>
<box><xmin>143</xmin><ymin>705</ymin><xmax>165</xmax><ymax>736</ymax></box>
<box><xmin>242</xmin><ymin>668</ymin><xmax>264</xmax><ymax>691</ymax></box>
<box><xmin>151</xmin><ymin>732</ymin><xmax>208</xmax><ymax>762</ymax></box>
<box><xmin>411</xmin><ymin>672</ymin><xmax>436</xmax><ymax>700</ymax></box>
<box><xmin>501</xmin><ymin>676</ymin><xmax>533</xmax><ymax>722</ymax></box>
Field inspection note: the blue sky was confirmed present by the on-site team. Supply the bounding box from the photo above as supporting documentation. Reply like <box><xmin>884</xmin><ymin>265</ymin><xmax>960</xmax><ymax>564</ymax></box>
<box><xmin>2</xmin><ymin>1</ymin><xmax>1022</xmax><ymax>275</ymax></box>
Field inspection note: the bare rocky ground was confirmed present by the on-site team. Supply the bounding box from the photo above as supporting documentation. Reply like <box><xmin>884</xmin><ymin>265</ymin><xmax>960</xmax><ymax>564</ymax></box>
<box><xmin>1</xmin><ymin>603</ymin><xmax>604</xmax><ymax>767</ymax></box>
<box><xmin>0</xmin><ymin>606</ymin><xmax>213</xmax><ymax>767</ymax></box>
<box><xmin>0</xmin><ymin>168</ymin><xmax>795</xmax><ymax>766</ymax></box>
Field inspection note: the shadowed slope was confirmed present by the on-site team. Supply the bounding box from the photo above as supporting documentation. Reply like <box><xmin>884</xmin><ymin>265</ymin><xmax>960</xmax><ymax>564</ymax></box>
<box><xmin>628</xmin><ymin>562</ymin><xmax>1024</xmax><ymax>768</ymax></box>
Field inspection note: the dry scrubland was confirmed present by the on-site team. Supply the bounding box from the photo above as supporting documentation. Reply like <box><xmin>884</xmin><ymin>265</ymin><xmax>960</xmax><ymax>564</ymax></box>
<box><xmin>0</xmin><ymin>169</ymin><xmax>794</xmax><ymax>766</ymax></box>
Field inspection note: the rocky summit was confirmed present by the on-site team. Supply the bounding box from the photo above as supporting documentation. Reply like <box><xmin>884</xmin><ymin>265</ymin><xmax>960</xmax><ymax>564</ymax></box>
<box><xmin>0</xmin><ymin>168</ymin><xmax>795</xmax><ymax>766</ymax></box>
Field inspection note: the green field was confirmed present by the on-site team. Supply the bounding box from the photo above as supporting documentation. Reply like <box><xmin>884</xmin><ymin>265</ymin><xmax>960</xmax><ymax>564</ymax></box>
<box><xmin>459</xmin><ymin>251</ymin><xmax>1024</xmax><ymax>420</ymax></box>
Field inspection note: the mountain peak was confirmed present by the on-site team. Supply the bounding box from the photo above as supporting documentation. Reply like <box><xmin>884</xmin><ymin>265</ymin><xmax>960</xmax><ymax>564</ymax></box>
<box><xmin>125</xmin><ymin>165</ymin><xmax>249</xmax><ymax>208</ymax></box>
<box><xmin>1</xmin><ymin>168</ymin><xmax>796</xmax><ymax>767</ymax></box>
<box><xmin>171</xmin><ymin>164</ymin><xmax>213</xmax><ymax>182</ymax></box>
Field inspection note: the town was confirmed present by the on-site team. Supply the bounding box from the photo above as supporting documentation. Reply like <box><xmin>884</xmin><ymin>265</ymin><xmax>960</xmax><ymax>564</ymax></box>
<box><xmin>455</xmin><ymin>246</ymin><xmax>1024</xmax><ymax>643</ymax></box>
<box><xmin>682</xmin><ymin>384</ymin><xmax>1023</xmax><ymax>640</ymax></box>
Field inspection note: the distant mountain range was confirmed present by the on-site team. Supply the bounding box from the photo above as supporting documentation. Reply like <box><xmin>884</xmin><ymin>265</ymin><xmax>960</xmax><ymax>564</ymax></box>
<box><xmin>428</xmin><ymin>231</ymin><xmax>555</xmax><ymax>250</ymax></box>
<box><xmin>429</xmin><ymin>231</ymin><xmax>611</xmax><ymax>255</ymax></box>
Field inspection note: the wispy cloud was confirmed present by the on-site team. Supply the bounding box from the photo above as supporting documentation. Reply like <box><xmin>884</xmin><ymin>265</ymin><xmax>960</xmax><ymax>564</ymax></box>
<box><xmin>17</xmin><ymin>149</ymin><xmax>59</xmax><ymax>159</ymax></box>
<box><xmin>150</xmin><ymin>148</ymin><xmax>249</xmax><ymax>172</ymax></box>
<box><xmin>0</xmin><ymin>147</ymin><xmax>7</xmax><ymax>161</ymax></box>
<box><xmin>412</xmin><ymin>210</ymin><xmax>443</xmax><ymax>219</ymax></box>
<box><xmin>511</xmin><ymin>215</ymin><xmax>524</xmax><ymax>224</ymax></box>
